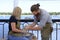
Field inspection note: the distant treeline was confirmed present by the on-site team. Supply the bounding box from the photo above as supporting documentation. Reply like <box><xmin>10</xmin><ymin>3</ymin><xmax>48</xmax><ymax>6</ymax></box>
<box><xmin>0</xmin><ymin>12</ymin><xmax>60</xmax><ymax>15</ymax></box>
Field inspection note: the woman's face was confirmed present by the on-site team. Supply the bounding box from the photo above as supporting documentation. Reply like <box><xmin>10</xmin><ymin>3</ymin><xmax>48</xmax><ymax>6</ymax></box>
<box><xmin>15</xmin><ymin>9</ymin><xmax>21</xmax><ymax>17</ymax></box>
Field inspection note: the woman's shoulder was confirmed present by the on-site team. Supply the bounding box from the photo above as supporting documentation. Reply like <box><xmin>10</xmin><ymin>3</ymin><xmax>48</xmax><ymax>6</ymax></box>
<box><xmin>9</xmin><ymin>15</ymin><xmax>16</xmax><ymax>21</ymax></box>
<box><xmin>9</xmin><ymin>15</ymin><xmax>17</xmax><ymax>22</ymax></box>
<box><xmin>10</xmin><ymin>15</ymin><xmax>15</xmax><ymax>19</ymax></box>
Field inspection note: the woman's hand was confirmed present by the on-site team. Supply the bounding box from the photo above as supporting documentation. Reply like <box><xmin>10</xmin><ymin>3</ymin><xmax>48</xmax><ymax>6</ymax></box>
<box><xmin>21</xmin><ymin>29</ymin><xmax>27</xmax><ymax>33</ymax></box>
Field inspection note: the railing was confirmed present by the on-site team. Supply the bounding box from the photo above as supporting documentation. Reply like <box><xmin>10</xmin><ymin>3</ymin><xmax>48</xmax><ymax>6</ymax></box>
<box><xmin>0</xmin><ymin>19</ymin><xmax>60</xmax><ymax>40</ymax></box>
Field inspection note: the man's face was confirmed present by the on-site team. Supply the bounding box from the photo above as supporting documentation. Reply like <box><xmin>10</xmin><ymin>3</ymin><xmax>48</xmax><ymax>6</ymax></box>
<box><xmin>32</xmin><ymin>9</ymin><xmax>40</xmax><ymax>16</ymax></box>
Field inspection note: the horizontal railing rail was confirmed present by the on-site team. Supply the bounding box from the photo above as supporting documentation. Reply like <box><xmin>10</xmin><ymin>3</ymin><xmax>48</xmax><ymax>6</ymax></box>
<box><xmin>0</xmin><ymin>19</ymin><xmax>60</xmax><ymax>22</ymax></box>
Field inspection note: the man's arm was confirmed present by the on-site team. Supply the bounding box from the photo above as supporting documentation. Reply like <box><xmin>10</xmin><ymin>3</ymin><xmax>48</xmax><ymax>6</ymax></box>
<box><xmin>39</xmin><ymin>13</ymin><xmax>49</xmax><ymax>28</ymax></box>
<box><xmin>25</xmin><ymin>16</ymin><xmax>37</xmax><ymax>28</ymax></box>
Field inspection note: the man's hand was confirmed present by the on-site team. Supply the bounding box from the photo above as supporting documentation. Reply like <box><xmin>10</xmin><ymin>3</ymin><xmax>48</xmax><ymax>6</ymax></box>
<box><xmin>33</xmin><ymin>25</ymin><xmax>42</xmax><ymax>30</ymax></box>
<box><xmin>25</xmin><ymin>25</ymin><xmax>42</xmax><ymax>30</ymax></box>
<box><xmin>34</xmin><ymin>27</ymin><xmax>42</xmax><ymax>30</ymax></box>
<box><xmin>24</xmin><ymin>26</ymin><xmax>33</xmax><ymax>30</ymax></box>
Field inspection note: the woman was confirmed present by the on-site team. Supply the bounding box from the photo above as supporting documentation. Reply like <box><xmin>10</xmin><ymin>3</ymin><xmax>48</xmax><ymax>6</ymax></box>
<box><xmin>8</xmin><ymin>7</ymin><xmax>28</xmax><ymax>40</ymax></box>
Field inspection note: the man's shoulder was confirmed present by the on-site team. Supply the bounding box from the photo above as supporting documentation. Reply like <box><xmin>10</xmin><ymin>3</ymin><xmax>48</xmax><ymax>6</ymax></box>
<box><xmin>40</xmin><ymin>9</ymin><xmax>49</xmax><ymax>14</ymax></box>
<box><xmin>40</xmin><ymin>9</ymin><xmax>48</xmax><ymax>13</ymax></box>
<box><xmin>40</xmin><ymin>9</ymin><xmax>50</xmax><ymax>16</ymax></box>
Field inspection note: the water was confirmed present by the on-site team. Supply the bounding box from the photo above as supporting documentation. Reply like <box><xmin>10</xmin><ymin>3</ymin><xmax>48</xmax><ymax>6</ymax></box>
<box><xmin>0</xmin><ymin>15</ymin><xmax>60</xmax><ymax>40</ymax></box>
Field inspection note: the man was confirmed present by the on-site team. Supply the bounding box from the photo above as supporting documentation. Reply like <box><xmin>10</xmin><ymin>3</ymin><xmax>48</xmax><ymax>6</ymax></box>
<box><xmin>25</xmin><ymin>3</ymin><xmax>53</xmax><ymax>40</ymax></box>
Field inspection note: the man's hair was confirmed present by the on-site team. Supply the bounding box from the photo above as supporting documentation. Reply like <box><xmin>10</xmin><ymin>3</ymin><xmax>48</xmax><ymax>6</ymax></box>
<box><xmin>30</xmin><ymin>3</ymin><xmax>40</xmax><ymax>12</ymax></box>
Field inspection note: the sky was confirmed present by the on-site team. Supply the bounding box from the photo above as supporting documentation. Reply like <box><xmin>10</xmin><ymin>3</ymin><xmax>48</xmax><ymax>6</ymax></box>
<box><xmin>0</xmin><ymin>0</ymin><xmax>60</xmax><ymax>13</ymax></box>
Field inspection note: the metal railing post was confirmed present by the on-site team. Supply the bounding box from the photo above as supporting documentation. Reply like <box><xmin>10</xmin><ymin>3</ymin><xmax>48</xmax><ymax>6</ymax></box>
<box><xmin>56</xmin><ymin>22</ymin><xmax>58</xmax><ymax>40</ymax></box>
<box><xmin>3</xmin><ymin>24</ymin><xmax>4</xmax><ymax>39</ymax></box>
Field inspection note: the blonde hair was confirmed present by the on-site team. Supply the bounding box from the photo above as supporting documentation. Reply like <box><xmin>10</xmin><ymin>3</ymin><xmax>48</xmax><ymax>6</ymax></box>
<box><xmin>12</xmin><ymin>7</ymin><xmax>22</xmax><ymax>17</ymax></box>
<box><xmin>12</xmin><ymin>7</ymin><xmax>22</xmax><ymax>29</ymax></box>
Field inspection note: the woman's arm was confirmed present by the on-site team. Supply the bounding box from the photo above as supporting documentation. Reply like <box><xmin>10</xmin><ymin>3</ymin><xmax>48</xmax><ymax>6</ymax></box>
<box><xmin>11</xmin><ymin>22</ymin><xmax>23</xmax><ymax>33</ymax></box>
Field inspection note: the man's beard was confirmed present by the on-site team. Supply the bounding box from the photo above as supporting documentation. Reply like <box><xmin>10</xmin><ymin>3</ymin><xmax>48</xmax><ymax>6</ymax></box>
<box><xmin>35</xmin><ymin>13</ymin><xmax>40</xmax><ymax>17</ymax></box>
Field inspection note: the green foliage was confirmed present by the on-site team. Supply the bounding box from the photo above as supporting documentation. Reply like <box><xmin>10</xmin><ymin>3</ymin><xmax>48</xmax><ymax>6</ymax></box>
<box><xmin>0</xmin><ymin>12</ymin><xmax>60</xmax><ymax>15</ymax></box>
<box><xmin>0</xmin><ymin>12</ymin><xmax>12</xmax><ymax>15</ymax></box>
<box><xmin>49</xmin><ymin>12</ymin><xmax>60</xmax><ymax>15</ymax></box>
<box><xmin>21</xmin><ymin>13</ymin><xmax>32</xmax><ymax>15</ymax></box>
